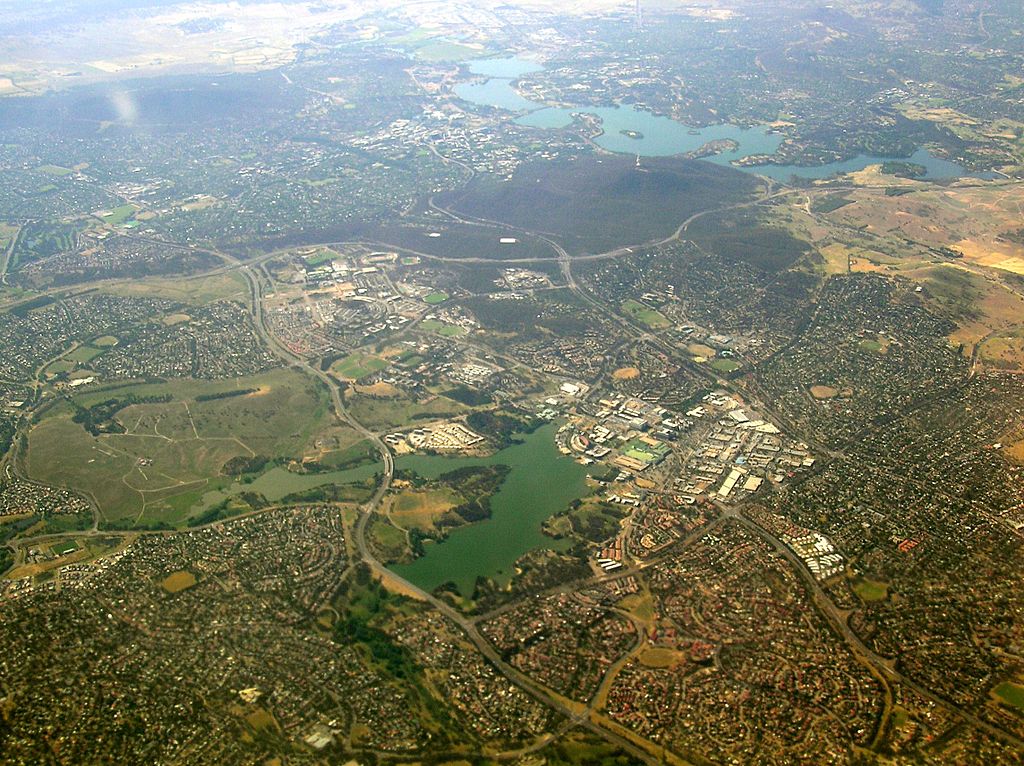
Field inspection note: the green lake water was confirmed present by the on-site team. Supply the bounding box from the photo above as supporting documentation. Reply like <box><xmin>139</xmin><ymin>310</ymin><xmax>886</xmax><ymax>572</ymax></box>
<box><xmin>390</xmin><ymin>422</ymin><xmax>590</xmax><ymax>596</ymax></box>
<box><xmin>457</xmin><ymin>56</ymin><xmax>985</xmax><ymax>180</ymax></box>
<box><xmin>196</xmin><ymin>462</ymin><xmax>380</xmax><ymax>511</ymax></box>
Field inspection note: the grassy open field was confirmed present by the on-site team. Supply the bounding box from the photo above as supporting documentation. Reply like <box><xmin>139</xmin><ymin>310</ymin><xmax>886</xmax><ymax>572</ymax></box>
<box><xmin>387</xmin><ymin>489</ymin><xmax>459</xmax><ymax>531</ymax></box>
<box><xmin>37</xmin><ymin>164</ymin><xmax>73</xmax><ymax>176</ymax></box>
<box><xmin>638</xmin><ymin>647</ymin><xmax>685</xmax><ymax>668</ymax></box>
<box><xmin>852</xmin><ymin>578</ymin><xmax>889</xmax><ymax>602</ymax></box>
<box><xmin>420</xmin><ymin>319</ymin><xmax>467</xmax><ymax>337</ymax></box>
<box><xmin>412</xmin><ymin>39</ymin><xmax>483</xmax><ymax>62</ymax></box>
<box><xmin>161</xmin><ymin>570</ymin><xmax>197</xmax><ymax>593</ymax></box>
<box><xmin>367</xmin><ymin>514</ymin><xmax>409</xmax><ymax>562</ymax></box>
<box><xmin>992</xmin><ymin>681</ymin><xmax>1024</xmax><ymax>711</ymax></box>
<box><xmin>67</xmin><ymin>344</ymin><xmax>105</xmax><ymax>364</ymax></box>
<box><xmin>814</xmin><ymin>242</ymin><xmax>902</xmax><ymax>275</ymax></box>
<box><xmin>621</xmin><ymin>299</ymin><xmax>671</xmax><ymax>329</ymax></box>
<box><xmin>385</xmin><ymin>26</ymin><xmax>489</xmax><ymax>62</ymax></box>
<box><xmin>332</xmin><ymin>352</ymin><xmax>388</xmax><ymax>381</ymax></box>
<box><xmin>45</xmin><ymin>360</ymin><xmax>76</xmax><ymax>376</ymax></box>
<box><xmin>617</xmin><ymin>592</ymin><xmax>655</xmax><ymax>625</ymax></box>
<box><xmin>0</xmin><ymin>222</ymin><xmax>18</xmax><ymax>252</ymax></box>
<box><xmin>810</xmin><ymin>385</ymin><xmax>839</xmax><ymax>400</ymax></box>
<box><xmin>51</xmin><ymin>540</ymin><xmax>78</xmax><ymax>556</ymax></box>
<box><xmin>423</xmin><ymin>291</ymin><xmax>449</xmax><ymax>305</ymax></box>
<box><xmin>827</xmin><ymin>183</ymin><xmax>1024</xmax><ymax>275</ymax></box>
<box><xmin>979</xmin><ymin>329</ymin><xmax>1024</xmax><ymax>368</ymax></box>
<box><xmin>687</xmin><ymin>343</ymin><xmax>716</xmax><ymax>358</ymax></box>
<box><xmin>346</xmin><ymin>390</ymin><xmax>466</xmax><ymax>432</ymax></box>
<box><xmin>103</xmin><ymin>271</ymin><xmax>247</xmax><ymax>304</ymax></box>
<box><xmin>97</xmin><ymin>204</ymin><xmax>137</xmax><ymax>226</ymax></box>
<box><xmin>302</xmin><ymin>248</ymin><xmax>337</xmax><ymax>267</ymax></box>
<box><xmin>27</xmin><ymin>368</ymin><xmax>332</xmax><ymax>527</ymax></box>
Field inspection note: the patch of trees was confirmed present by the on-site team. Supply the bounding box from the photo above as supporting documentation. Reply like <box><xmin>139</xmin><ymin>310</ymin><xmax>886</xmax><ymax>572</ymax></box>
<box><xmin>0</xmin><ymin>515</ymin><xmax>39</xmax><ymax>545</ymax></box>
<box><xmin>810</xmin><ymin>194</ymin><xmax>853</xmax><ymax>214</ymax></box>
<box><xmin>278</xmin><ymin>477</ymin><xmax>378</xmax><ymax>505</ymax></box>
<box><xmin>440</xmin><ymin>465</ymin><xmax>510</xmax><ymax>524</ymax></box>
<box><xmin>72</xmin><ymin>394</ymin><xmax>172</xmax><ymax>436</ymax></box>
<box><xmin>194</xmin><ymin>388</ymin><xmax>257</xmax><ymax>402</ymax></box>
<box><xmin>570</xmin><ymin>502</ymin><xmax>623</xmax><ymax>542</ymax></box>
<box><xmin>441</xmin><ymin>385</ymin><xmax>491</xmax><ymax>407</ymax></box>
<box><xmin>8</xmin><ymin>295</ymin><xmax>56</xmax><ymax>318</ymax></box>
<box><xmin>186</xmin><ymin>492</ymin><xmax>266</xmax><ymax>527</ymax></box>
<box><xmin>689</xmin><ymin>209</ymin><xmax>810</xmax><ymax>274</ymax></box>
<box><xmin>450</xmin><ymin>497</ymin><xmax>490</xmax><ymax>523</ymax></box>
<box><xmin>335</xmin><ymin>614</ymin><xmax>418</xmax><ymax>679</ymax></box>
<box><xmin>410</xmin><ymin>410</ymin><xmax>458</xmax><ymax>421</ymax></box>
<box><xmin>469</xmin><ymin>549</ymin><xmax>591</xmax><ymax>613</ymax></box>
<box><xmin>101</xmin><ymin>517</ymin><xmax>173</xmax><ymax>531</ymax></box>
<box><xmin>881</xmin><ymin>161</ymin><xmax>927</xmax><ymax>179</ymax></box>
<box><xmin>1002</xmin><ymin>228</ymin><xmax>1024</xmax><ymax>245</ymax></box>
<box><xmin>0</xmin><ymin>416</ymin><xmax>16</xmax><ymax>457</ymax></box>
<box><xmin>222</xmin><ymin>455</ymin><xmax>272</xmax><ymax>476</ymax></box>
<box><xmin>335</xmin><ymin>571</ymin><xmax>419</xmax><ymax>680</ymax></box>
<box><xmin>466</xmin><ymin>410</ymin><xmax>542</xmax><ymax>447</ymax></box>
<box><xmin>408</xmin><ymin>527</ymin><xmax>434</xmax><ymax>557</ymax></box>
<box><xmin>188</xmin><ymin>503</ymin><xmax>229</xmax><ymax>528</ymax></box>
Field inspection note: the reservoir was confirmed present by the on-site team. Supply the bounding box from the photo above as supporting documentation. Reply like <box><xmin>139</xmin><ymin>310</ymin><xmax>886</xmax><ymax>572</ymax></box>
<box><xmin>390</xmin><ymin>422</ymin><xmax>591</xmax><ymax>596</ymax></box>
<box><xmin>519</xmin><ymin>103</ymin><xmax>785</xmax><ymax>165</ymax></box>
<box><xmin>453</xmin><ymin>56</ymin><xmax>547</xmax><ymax>112</ymax></box>
<box><xmin>457</xmin><ymin>56</ymin><xmax>978</xmax><ymax>180</ymax></box>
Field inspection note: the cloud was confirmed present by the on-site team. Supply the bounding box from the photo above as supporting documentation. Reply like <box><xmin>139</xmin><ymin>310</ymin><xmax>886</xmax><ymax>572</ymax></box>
<box><xmin>110</xmin><ymin>90</ymin><xmax>138</xmax><ymax>124</ymax></box>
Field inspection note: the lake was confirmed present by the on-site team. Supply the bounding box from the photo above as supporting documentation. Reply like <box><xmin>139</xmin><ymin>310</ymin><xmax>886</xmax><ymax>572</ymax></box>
<box><xmin>746</xmin><ymin>146</ymin><xmax>983</xmax><ymax>181</ymax></box>
<box><xmin>456</xmin><ymin>56</ymin><xmax>978</xmax><ymax>180</ymax></box>
<box><xmin>195</xmin><ymin>461</ymin><xmax>380</xmax><ymax>511</ymax></box>
<box><xmin>390</xmin><ymin>422</ymin><xmax>591</xmax><ymax>596</ymax></box>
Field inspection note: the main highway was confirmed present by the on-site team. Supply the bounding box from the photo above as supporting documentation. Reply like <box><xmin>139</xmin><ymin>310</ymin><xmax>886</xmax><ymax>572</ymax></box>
<box><xmin>7</xmin><ymin>177</ymin><xmax>1013</xmax><ymax>760</ymax></box>
<box><xmin>235</xmin><ymin>183</ymin><xmax>1024</xmax><ymax>758</ymax></box>
<box><xmin>239</xmin><ymin>258</ymin><xmax>679</xmax><ymax>764</ymax></box>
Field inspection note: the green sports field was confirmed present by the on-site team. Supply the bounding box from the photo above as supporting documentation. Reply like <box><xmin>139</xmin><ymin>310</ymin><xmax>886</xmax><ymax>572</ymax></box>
<box><xmin>332</xmin><ymin>352</ymin><xmax>388</xmax><ymax>381</ymax></box>
<box><xmin>621</xmin><ymin>299</ymin><xmax>671</xmax><ymax>329</ymax></box>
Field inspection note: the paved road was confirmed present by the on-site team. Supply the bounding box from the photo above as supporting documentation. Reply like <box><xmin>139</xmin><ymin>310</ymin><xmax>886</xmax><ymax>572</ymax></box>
<box><xmin>5</xmin><ymin>174</ymin><xmax>1016</xmax><ymax>758</ymax></box>
<box><xmin>238</xmin><ymin>258</ymin><xmax>674</xmax><ymax>763</ymax></box>
<box><xmin>419</xmin><ymin>189</ymin><xmax>1024</xmax><ymax>752</ymax></box>
<box><xmin>726</xmin><ymin>510</ymin><xmax>1024</xmax><ymax>750</ymax></box>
